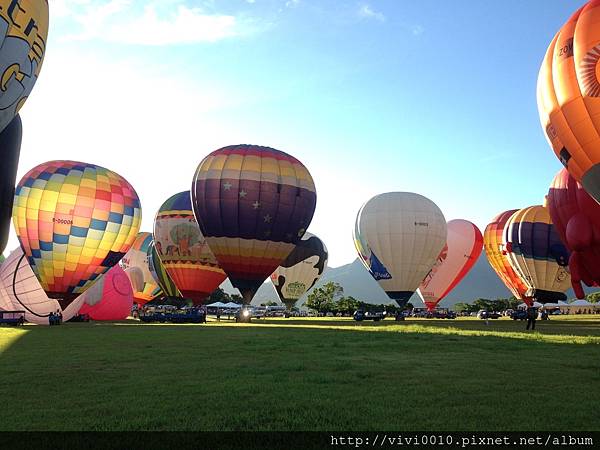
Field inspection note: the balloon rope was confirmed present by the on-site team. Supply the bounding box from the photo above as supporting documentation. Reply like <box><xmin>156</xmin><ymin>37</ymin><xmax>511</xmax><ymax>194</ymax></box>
<box><xmin>12</xmin><ymin>254</ymin><xmax>51</xmax><ymax>318</ymax></box>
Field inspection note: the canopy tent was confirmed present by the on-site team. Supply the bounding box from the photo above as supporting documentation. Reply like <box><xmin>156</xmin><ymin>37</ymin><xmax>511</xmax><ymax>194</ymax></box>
<box><xmin>542</xmin><ymin>302</ymin><xmax>560</xmax><ymax>309</ymax></box>
<box><xmin>223</xmin><ymin>302</ymin><xmax>242</xmax><ymax>309</ymax></box>
<box><xmin>569</xmin><ymin>299</ymin><xmax>593</xmax><ymax>306</ymax></box>
<box><xmin>206</xmin><ymin>302</ymin><xmax>227</xmax><ymax>308</ymax></box>
<box><xmin>517</xmin><ymin>301</ymin><xmax>542</xmax><ymax>309</ymax></box>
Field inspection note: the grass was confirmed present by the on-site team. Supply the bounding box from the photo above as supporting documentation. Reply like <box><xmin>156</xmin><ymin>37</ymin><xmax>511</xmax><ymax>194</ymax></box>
<box><xmin>0</xmin><ymin>316</ymin><xmax>598</xmax><ymax>431</ymax></box>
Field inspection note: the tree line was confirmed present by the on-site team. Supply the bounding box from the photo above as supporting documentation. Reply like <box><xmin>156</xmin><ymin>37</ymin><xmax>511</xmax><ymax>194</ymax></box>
<box><xmin>304</xmin><ymin>282</ymin><xmax>408</xmax><ymax>314</ymax></box>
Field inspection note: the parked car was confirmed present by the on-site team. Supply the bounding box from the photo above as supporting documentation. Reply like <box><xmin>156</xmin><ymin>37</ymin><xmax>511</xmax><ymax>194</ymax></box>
<box><xmin>477</xmin><ymin>310</ymin><xmax>501</xmax><ymax>320</ymax></box>
<box><xmin>510</xmin><ymin>309</ymin><xmax>527</xmax><ymax>320</ymax></box>
<box><xmin>353</xmin><ymin>309</ymin><xmax>386</xmax><ymax>322</ymax></box>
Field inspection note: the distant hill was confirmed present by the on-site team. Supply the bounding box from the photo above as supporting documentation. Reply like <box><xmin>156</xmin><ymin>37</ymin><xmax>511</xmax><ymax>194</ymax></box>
<box><xmin>221</xmin><ymin>251</ymin><xmax>596</xmax><ymax>308</ymax></box>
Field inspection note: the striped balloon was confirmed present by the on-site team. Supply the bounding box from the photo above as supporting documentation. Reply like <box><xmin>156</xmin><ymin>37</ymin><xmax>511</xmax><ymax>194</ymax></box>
<box><xmin>153</xmin><ymin>192</ymin><xmax>226</xmax><ymax>305</ymax></box>
<box><xmin>12</xmin><ymin>161</ymin><xmax>141</xmax><ymax>308</ymax></box>
<box><xmin>148</xmin><ymin>241</ymin><xmax>180</xmax><ymax>298</ymax></box>
<box><xmin>483</xmin><ymin>210</ymin><xmax>529</xmax><ymax>301</ymax></box>
<box><xmin>191</xmin><ymin>145</ymin><xmax>317</xmax><ymax>303</ymax></box>
<box><xmin>503</xmin><ymin>205</ymin><xmax>571</xmax><ymax>303</ymax></box>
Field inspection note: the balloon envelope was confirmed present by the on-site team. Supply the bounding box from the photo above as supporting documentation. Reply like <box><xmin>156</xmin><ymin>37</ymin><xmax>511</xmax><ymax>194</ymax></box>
<box><xmin>354</xmin><ymin>192</ymin><xmax>447</xmax><ymax>306</ymax></box>
<box><xmin>148</xmin><ymin>241</ymin><xmax>180</xmax><ymax>298</ymax></box>
<box><xmin>537</xmin><ymin>0</ymin><xmax>600</xmax><ymax>202</ymax></box>
<box><xmin>483</xmin><ymin>210</ymin><xmax>529</xmax><ymax>301</ymax></box>
<box><xmin>418</xmin><ymin>219</ymin><xmax>483</xmax><ymax>311</ymax></box>
<box><xmin>120</xmin><ymin>232</ymin><xmax>161</xmax><ymax>304</ymax></box>
<box><xmin>0</xmin><ymin>247</ymin><xmax>84</xmax><ymax>325</ymax></box>
<box><xmin>270</xmin><ymin>232</ymin><xmax>328</xmax><ymax>310</ymax></box>
<box><xmin>0</xmin><ymin>1</ymin><xmax>48</xmax><ymax>133</ymax></box>
<box><xmin>78</xmin><ymin>265</ymin><xmax>133</xmax><ymax>321</ymax></box>
<box><xmin>503</xmin><ymin>205</ymin><xmax>571</xmax><ymax>303</ymax></box>
<box><xmin>547</xmin><ymin>168</ymin><xmax>600</xmax><ymax>298</ymax></box>
<box><xmin>12</xmin><ymin>161</ymin><xmax>141</xmax><ymax>309</ymax></box>
<box><xmin>0</xmin><ymin>115</ymin><xmax>22</xmax><ymax>254</ymax></box>
<box><xmin>191</xmin><ymin>145</ymin><xmax>317</xmax><ymax>303</ymax></box>
<box><xmin>153</xmin><ymin>191</ymin><xmax>226</xmax><ymax>305</ymax></box>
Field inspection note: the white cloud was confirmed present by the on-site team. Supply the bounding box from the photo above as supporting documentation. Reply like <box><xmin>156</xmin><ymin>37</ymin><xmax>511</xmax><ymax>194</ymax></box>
<box><xmin>358</xmin><ymin>4</ymin><xmax>385</xmax><ymax>22</ymax></box>
<box><xmin>285</xmin><ymin>0</ymin><xmax>300</xmax><ymax>8</ymax></box>
<box><xmin>57</xmin><ymin>1</ymin><xmax>246</xmax><ymax>45</ymax></box>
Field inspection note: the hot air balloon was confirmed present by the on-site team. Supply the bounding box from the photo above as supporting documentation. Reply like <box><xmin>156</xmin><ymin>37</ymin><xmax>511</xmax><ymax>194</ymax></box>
<box><xmin>353</xmin><ymin>192</ymin><xmax>447</xmax><ymax>306</ymax></box>
<box><xmin>0</xmin><ymin>247</ymin><xmax>85</xmax><ymax>324</ymax></box>
<box><xmin>0</xmin><ymin>1</ymin><xmax>48</xmax><ymax>133</ymax></box>
<box><xmin>503</xmin><ymin>205</ymin><xmax>571</xmax><ymax>303</ymax></box>
<box><xmin>0</xmin><ymin>115</ymin><xmax>21</xmax><ymax>255</ymax></box>
<box><xmin>547</xmin><ymin>168</ymin><xmax>600</xmax><ymax>298</ymax></box>
<box><xmin>191</xmin><ymin>145</ymin><xmax>317</xmax><ymax>303</ymax></box>
<box><xmin>270</xmin><ymin>232</ymin><xmax>328</xmax><ymax>310</ymax></box>
<box><xmin>537</xmin><ymin>0</ymin><xmax>600</xmax><ymax>202</ymax></box>
<box><xmin>148</xmin><ymin>241</ymin><xmax>180</xmax><ymax>298</ymax></box>
<box><xmin>483</xmin><ymin>210</ymin><xmax>530</xmax><ymax>302</ymax></box>
<box><xmin>120</xmin><ymin>232</ymin><xmax>161</xmax><ymax>304</ymax></box>
<box><xmin>153</xmin><ymin>191</ymin><xmax>226</xmax><ymax>305</ymax></box>
<box><xmin>418</xmin><ymin>219</ymin><xmax>483</xmax><ymax>311</ymax></box>
<box><xmin>78</xmin><ymin>265</ymin><xmax>133</xmax><ymax>321</ymax></box>
<box><xmin>12</xmin><ymin>161</ymin><xmax>142</xmax><ymax>309</ymax></box>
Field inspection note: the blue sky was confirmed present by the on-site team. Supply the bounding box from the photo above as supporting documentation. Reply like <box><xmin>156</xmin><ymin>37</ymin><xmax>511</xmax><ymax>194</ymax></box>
<box><xmin>10</xmin><ymin>0</ymin><xmax>586</xmax><ymax>266</ymax></box>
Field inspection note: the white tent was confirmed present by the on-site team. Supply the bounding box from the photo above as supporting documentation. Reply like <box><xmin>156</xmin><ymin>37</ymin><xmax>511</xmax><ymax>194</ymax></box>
<box><xmin>569</xmin><ymin>299</ymin><xmax>593</xmax><ymax>306</ymax></box>
<box><xmin>518</xmin><ymin>301</ymin><xmax>542</xmax><ymax>309</ymax></box>
<box><xmin>542</xmin><ymin>302</ymin><xmax>560</xmax><ymax>309</ymax></box>
<box><xmin>206</xmin><ymin>302</ymin><xmax>227</xmax><ymax>308</ymax></box>
<box><xmin>223</xmin><ymin>302</ymin><xmax>242</xmax><ymax>309</ymax></box>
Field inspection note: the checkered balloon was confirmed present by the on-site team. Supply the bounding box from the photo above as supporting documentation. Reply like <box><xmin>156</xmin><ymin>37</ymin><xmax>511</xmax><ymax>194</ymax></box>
<box><xmin>12</xmin><ymin>160</ymin><xmax>141</xmax><ymax>308</ymax></box>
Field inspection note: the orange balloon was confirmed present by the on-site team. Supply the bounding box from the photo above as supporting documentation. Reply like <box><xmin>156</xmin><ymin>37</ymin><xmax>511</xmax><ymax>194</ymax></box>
<box><xmin>483</xmin><ymin>210</ymin><xmax>529</xmax><ymax>301</ymax></box>
<box><xmin>537</xmin><ymin>0</ymin><xmax>600</xmax><ymax>202</ymax></box>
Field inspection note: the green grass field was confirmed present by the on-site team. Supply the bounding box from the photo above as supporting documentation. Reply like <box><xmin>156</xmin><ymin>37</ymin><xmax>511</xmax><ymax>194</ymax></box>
<box><xmin>0</xmin><ymin>316</ymin><xmax>599</xmax><ymax>431</ymax></box>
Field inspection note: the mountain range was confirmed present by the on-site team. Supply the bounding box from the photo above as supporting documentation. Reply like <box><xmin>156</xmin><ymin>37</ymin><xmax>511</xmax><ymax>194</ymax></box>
<box><xmin>221</xmin><ymin>251</ymin><xmax>594</xmax><ymax>308</ymax></box>
<box><xmin>223</xmin><ymin>252</ymin><xmax>512</xmax><ymax>308</ymax></box>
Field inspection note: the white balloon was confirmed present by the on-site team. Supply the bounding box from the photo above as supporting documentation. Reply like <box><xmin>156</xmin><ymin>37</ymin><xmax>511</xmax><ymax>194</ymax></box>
<box><xmin>354</xmin><ymin>192</ymin><xmax>447</xmax><ymax>306</ymax></box>
<box><xmin>0</xmin><ymin>248</ymin><xmax>84</xmax><ymax>325</ymax></box>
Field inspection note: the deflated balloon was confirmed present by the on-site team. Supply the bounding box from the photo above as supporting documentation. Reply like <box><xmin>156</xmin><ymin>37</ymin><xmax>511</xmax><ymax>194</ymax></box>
<box><xmin>0</xmin><ymin>1</ymin><xmax>48</xmax><ymax>133</ymax></box>
<box><xmin>354</xmin><ymin>192</ymin><xmax>447</xmax><ymax>307</ymax></box>
<box><xmin>191</xmin><ymin>145</ymin><xmax>317</xmax><ymax>303</ymax></box>
<box><xmin>120</xmin><ymin>232</ymin><xmax>161</xmax><ymax>304</ymax></box>
<box><xmin>418</xmin><ymin>219</ymin><xmax>483</xmax><ymax>311</ymax></box>
<box><xmin>0</xmin><ymin>247</ymin><xmax>85</xmax><ymax>324</ymax></box>
<box><xmin>12</xmin><ymin>161</ymin><xmax>142</xmax><ymax>309</ymax></box>
<box><xmin>537</xmin><ymin>0</ymin><xmax>600</xmax><ymax>202</ymax></box>
<box><xmin>0</xmin><ymin>115</ymin><xmax>21</xmax><ymax>254</ymax></box>
<box><xmin>148</xmin><ymin>241</ymin><xmax>180</xmax><ymax>298</ymax></box>
<box><xmin>483</xmin><ymin>210</ymin><xmax>529</xmax><ymax>301</ymax></box>
<box><xmin>153</xmin><ymin>191</ymin><xmax>226</xmax><ymax>305</ymax></box>
<box><xmin>547</xmin><ymin>168</ymin><xmax>600</xmax><ymax>298</ymax></box>
<box><xmin>503</xmin><ymin>205</ymin><xmax>571</xmax><ymax>303</ymax></box>
<box><xmin>270</xmin><ymin>231</ymin><xmax>328</xmax><ymax>310</ymax></box>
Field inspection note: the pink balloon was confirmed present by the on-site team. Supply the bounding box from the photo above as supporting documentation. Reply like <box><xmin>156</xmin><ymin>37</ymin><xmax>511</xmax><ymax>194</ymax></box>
<box><xmin>79</xmin><ymin>265</ymin><xmax>133</xmax><ymax>321</ymax></box>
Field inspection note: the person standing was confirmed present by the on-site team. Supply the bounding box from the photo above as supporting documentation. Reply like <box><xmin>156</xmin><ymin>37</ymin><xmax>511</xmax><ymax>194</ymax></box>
<box><xmin>526</xmin><ymin>305</ymin><xmax>538</xmax><ymax>330</ymax></box>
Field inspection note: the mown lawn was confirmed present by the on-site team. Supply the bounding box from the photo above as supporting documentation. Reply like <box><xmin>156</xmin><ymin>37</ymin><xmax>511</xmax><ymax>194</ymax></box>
<box><xmin>0</xmin><ymin>317</ymin><xmax>598</xmax><ymax>431</ymax></box>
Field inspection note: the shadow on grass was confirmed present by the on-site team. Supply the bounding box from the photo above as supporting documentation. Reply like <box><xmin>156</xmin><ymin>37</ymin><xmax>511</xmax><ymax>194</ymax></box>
<box><xmin>93</xmin><ymin>316</ymin><xmax>600</xmax><ymax>346</ymax></box>
<box><xmin>0</xmin><ymin>319</ymin><xmax>598</xmax><ymax>431</ymax></box>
